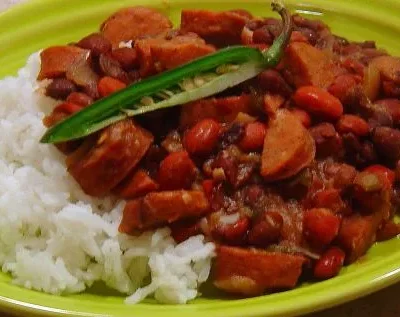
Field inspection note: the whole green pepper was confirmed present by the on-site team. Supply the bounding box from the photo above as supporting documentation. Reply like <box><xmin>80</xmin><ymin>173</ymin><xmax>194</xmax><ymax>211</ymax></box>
<box><xmin>41</xmin><ymin>1</ymin><xmax>293</xmax><ymax>144</ymax></box>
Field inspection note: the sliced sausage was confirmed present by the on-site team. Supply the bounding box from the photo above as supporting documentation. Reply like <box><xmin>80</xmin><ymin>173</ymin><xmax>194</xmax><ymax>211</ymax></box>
<box><xmin>38</xmin><ymin>46</ymin><xmax>90</xmax><ymax>80</ymax></box>
<box><xmin>283</xmin><ymin>42</ymin><xmax>341</xmax><ymax>88</ymax></box>
<box><xmin>101</xmin><ymin>6</ymin><xmax>173</xmax><ymax>47</ymax></box>
<box><xmin>337</xmin><ymin>212</ymin><xmax>383</xmax><ymax>263</ymax></box>
<box><xmin>135</xmin><ymin>34</ymin><xmax>215</xmax><ymax>77</ymax></box>
<box><xmin>68</xmin><ymin>120</ymin><xmax>153</xmax><ymax>197</ymax></box>
<box><xmin>114</xmin><ymin>169</ymin><xmax>159</xmax><ymax>199</ymax></box>
<box><xmin>213</xmin><ymin>246</ymin><xmax>306</xmax><ymax>296</ymax></box>
<box><xmin>119</xmin><ymin>190</ymin><xmax>210</xmax><ymax>232</ymax></box>
<box><xmin>261</xmin><ymin>109</ymin><xmax>315</xmax><ymax>181</ymax></box>
<box><xmin>180</xmin><ymin>9</ymin><xmax>251</xmax><ymax>46</ymax></box>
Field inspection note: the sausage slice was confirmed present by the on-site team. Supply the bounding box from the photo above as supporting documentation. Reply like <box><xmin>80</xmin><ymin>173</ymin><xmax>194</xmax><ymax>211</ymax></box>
<box><xmin>101</xmin><ymin>6</ymin><xmax>173</xmax><ymax>47</ymax></box>
<box><xmin>119</xmin><ymin>190</ymin><xmax>210</xmax><ymax>232</ymax></box>
<box><xmin>68</xmin><ymin>119</ymin><xmax>153</xmax><ymax>197</ymax></box>
<box><xmin>214</xmin><ymin>246</ymin><xmax>305</xmax><ymax>296</ymax></box>
<box><xmin>261</xmin><ymin>109</ymin><xmax>315</xmax><ymax>181</ymax></box>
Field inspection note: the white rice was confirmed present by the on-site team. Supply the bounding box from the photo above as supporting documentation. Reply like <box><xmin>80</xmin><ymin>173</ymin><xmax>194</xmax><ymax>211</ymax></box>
<box><xmin>0</xmin><ymin>53</ymin><xmax>215</xmax><ymax>304</ymax></box>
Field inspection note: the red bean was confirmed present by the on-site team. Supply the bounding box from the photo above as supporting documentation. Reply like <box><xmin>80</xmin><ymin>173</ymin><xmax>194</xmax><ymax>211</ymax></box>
<box><xmin>313</xmin><ymin>247</ymin><xmax>345</xmax><ymax>279</ymax></box>
<box><xmin>375</xmin><ymin>99</ymin><xmax>400</xmax><ymax>126</ymax></box>
<box><xmin>212</xmin><ymin>216</ymin><xmax>250</xmax><ymax>245</ymax></box>
<box><xmin>364</xmin><ymin>164</ymin><xmax>395</xmax><ymax>189</ymax></box>
<box><xmin>111</xmin><ymin>48</ymin><xmax>139</xmax><ymax>70</ymax></box>
<box><xmin>309</xmin><ymin>123</ymin><xmax>343</xmax><ymax>158</ymax></box>
<box><xmin>303</xmin><ymin>208</ymin><xmax>341</xmax><ymax>247</ymax></box>
<box><xmin>158</xmin><ymin>151</ymin><xmax>197</xmax><ymax>190</ymax></box>
<box><xmin>293</xmin><ymin>86</ymin><xmax>343</xmax><ymax>120</ymax></box>
<box><xmin>328</xmin><ymin>74</ymin><xmax>358</xmax><ymax>103</ymax></box>
<box><xmin>382</xmin><ymin>80</ymin><xmax>400</xmax><ymax>98</ymax></box>
<box><xmin>310</xmin><ymin>189</ymin><xmax>349</xmax><ymax>215</ymax></box>
<box><xmin>77</xmin><ymin>33</ymin><xmax>111</xmax><ymax>56</ymax></box>
<box><xmin>290</xmin><ymin>108</ymin><xmax>312</xmax><ymax>128</ymax></box>
<box><xmin>46</xmin><ymin>78</ymin><xmax>77</xmax><ymax>100</ymax></box>
<box><xmin>342</xmin><ymin>58</ymin><xmax>365</xmax><ymax>77</ymax></box>
<box><xmin>252</xmin><ymin>26</ymin><xmax>273</xmax><ymax>45</ymax></box>
<box><xmin>54</xmin><ymin>102</ymin><xmax>83</xmax><ymax>114</ymax></box>
<box><xmin>239</xmin><ymin>122</ymin><xmax>267</xmax><ymax>152</ymax></box>
<box><xmin>170</xmin><ymin>219</ymin><xmax>202</xmax><ymax>243</ymax></box>
<box><xmin>336</xmin><ymin>114</ymin><xmax>369</xmax><ymax>137</ymax></box>
<box><xmin>257</xmin><ymin>69</ymin><xmax>292</xmax><ymax>97</ymax></box>
<box><xmin>372</xmin><ymin>127</ymin><xmax>400</xmax><ymax>162</ymax></box>
<box><xmin>98</xmin><ymin>53</ymin><xmax>129</xmax><ymax>83</ymax></box>
<box><xmin>66</xmin><ymin>92</ymin><xmax>93</xmax><ymax>107</ymax></box>
<box><xmin>183</xmin><ymin>119</ymin><xmax>221</xmax><ymax>155</ymax></box>
<box><xmin>248</xmin><ymin>211</ymin><xmax>283</xmax><ymax>247</ymax></box>
<box><xmin>98</xmin><ymin>76</ymin><xmax>126</xmax><ymax>97</ymax></box>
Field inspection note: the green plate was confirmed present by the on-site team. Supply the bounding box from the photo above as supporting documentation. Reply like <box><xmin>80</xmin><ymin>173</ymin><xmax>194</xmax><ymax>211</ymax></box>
<box><xmin>1</xmin><ymin>0</ymin><xmax>400</xmax><ymax>316</ymax></box>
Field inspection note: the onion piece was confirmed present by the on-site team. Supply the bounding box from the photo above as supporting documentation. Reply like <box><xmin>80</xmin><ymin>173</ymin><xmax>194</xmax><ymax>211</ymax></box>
<box><xmin>267</xmin><ymin>244</ymin><xmax>320</xmax><ymax>260</ymax></box>
<box><xmin>219</xmin><ymin>213</ymin><xmax>240</xmax><ymax>225</ymax></box>
<box><xmin>363</xmin><ymin>63</ymin><xmax>381</xmax><ymax>101</ymax></box>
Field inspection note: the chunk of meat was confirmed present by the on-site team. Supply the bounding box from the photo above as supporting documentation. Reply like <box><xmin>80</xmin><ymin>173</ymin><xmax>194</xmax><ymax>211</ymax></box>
<box><xmin>38</xmin><ymin>46</ymin><xmax>90</xmax><ymax>80</ymax></box>
<box><xmin>283</xmin><ymin>42</ymin><xmax>340</xmax><ymax>88</ymax></box>
<box><xmin>101</xmin><ymin>6</ymin><xmax>173</xmax><ymax>47</ymax></box>
<box><xmin>180</xmin><ymin>94</ymin><xmax>253</xmax><ymax>128</ymax></box>
<box><xmin>337</xmin><ymin>212</ymin><xmax>383</xmax><ymax>263</ymax></box>
<box><xmin>180</xmin><ymin>9</ymin><xmax>251</xmax><ymax>46</ymax></box>
<box><xmin>119</xmin><ymin>190</ymin><xmax>210</xmax><ymax>232</ymax></box>
<box><xmin>135</xmin><ymin>34</ymin><xmax>215</xmax><ymax>77</ymax></box>
<box><xmin>68</xmin><ymin>120</ymin><xmax>153</xmax><ymax>197</ymax></box>
<box><xmin>213</xmin><ymin>246</ymin><xmax>306</xmax><ymax>296</ymax></box>
<box><xmin>114</xmin><ymin>169</ymin><xmax>159</xmax><ymax>199</ymax></box>
<box><xmin>261</xmin><ymin>109</ymin><xmax>315</xmax><ymax>181</ymax></box>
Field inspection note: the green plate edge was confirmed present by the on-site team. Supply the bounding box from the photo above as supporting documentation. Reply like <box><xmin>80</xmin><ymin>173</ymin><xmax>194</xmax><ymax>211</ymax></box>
<box><xmin>1</xmin><ymin>0</ymin><xmax>400</xmax><ymax>316</ymax></box>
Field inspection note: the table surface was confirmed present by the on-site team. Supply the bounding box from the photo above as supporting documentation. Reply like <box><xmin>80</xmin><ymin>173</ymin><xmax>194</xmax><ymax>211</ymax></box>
<box><xmin>1</xmin><ymin>0</ymin><xmax>400</xmax><ymax>316</ymax></box>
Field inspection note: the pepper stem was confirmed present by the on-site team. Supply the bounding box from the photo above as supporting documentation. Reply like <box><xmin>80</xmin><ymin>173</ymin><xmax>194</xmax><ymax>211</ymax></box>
<box><xmin>262</xmin><ymin>1</ymin><xmax>293</xmax><ymax>66</ymax></box>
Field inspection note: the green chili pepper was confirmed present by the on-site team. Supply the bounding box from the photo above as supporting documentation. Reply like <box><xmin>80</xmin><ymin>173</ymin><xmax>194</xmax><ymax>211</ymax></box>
<box><xmin>41</xmin><ymin>1</ymin><xmax>293</xmax><ymax>144</ymax></box>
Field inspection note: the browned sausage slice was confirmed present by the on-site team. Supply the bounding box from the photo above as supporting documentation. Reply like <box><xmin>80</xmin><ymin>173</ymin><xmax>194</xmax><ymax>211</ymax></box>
<box><xmin>180</xmin><ymin>10</ymin><xmax>251</xmax><ymax>46</ymax></box>
<box><xmin>101</xmin><ymin>7</ymin><xmax>173</xmax><ymax>47</ymax></box>
<box><xmin>135</xmin><ymin>34</ymin><xmax>215</xmax><ymax>77</ymax></box>
<box><xmin>119</xmin><ymin>190</ymin><xmax>210</xmax><ymax>233</ymax></box>
<box><xmin>38</xmin><ymin>46</ymin><xmax>89</xmax><ymax>80</ymax></box>
<box><xmin>261</xmin><ymin>109</ymin><xmax>315</xmax><ymax>181</ymax></box>
<box><xmin>337</xmin><ymin>212</ymin><xmax>383</xmax><ymax>263</ymax></box>
<box><xmin>113</xmin><ymin>169</ymin><xmax>159</xmax><ymax>199</ymax></box>
<box><xmin>213</xmin><ymin>246</ymin><xmax>305</xmax><ymax>296</ymax></box>
<box><xmin>68</xmin><ymin>119</ymin><xmax>153</xmax><ymax>197</ymax></box>
<box><xmin>284</xmin><ymin>42</ymin><xmax>341</xmax><ymax>88</ymax></box>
